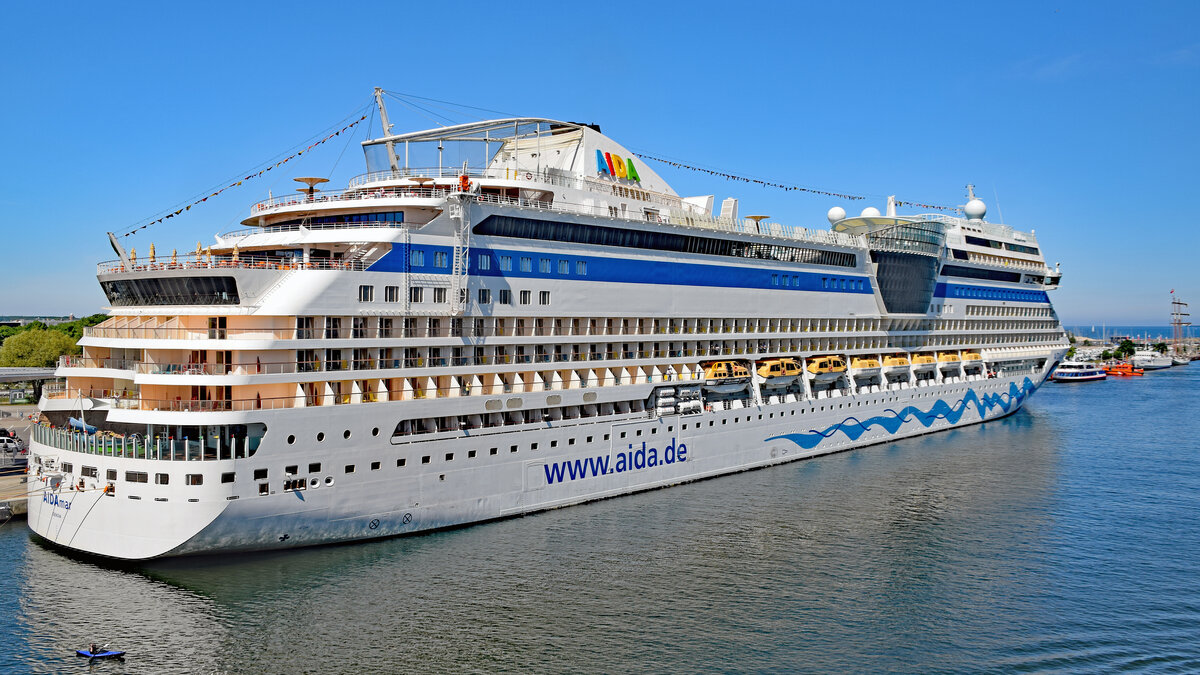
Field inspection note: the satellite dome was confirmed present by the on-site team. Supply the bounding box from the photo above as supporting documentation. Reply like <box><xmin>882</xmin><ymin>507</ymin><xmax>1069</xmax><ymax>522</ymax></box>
<box><xmin>861</xmin><ymin>206</ymin><xmax>881</xmax><ymax>218</ymax></box>
<box><xmin>964</xmin><ymin>198</ymin><xmax>987</xmax><ymax>220</ymax></box>
<box><xmin>826</xmin><ymin>206</ymin><xmax>846</xmax><ymax>224</ymax></box>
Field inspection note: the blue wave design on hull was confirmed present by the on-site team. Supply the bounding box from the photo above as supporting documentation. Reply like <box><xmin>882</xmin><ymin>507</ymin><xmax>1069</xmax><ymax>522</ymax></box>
<box><xmin>766</xmin><ymin>377</ymin><xmax>1038</xmax><ymax>450</ymax></box>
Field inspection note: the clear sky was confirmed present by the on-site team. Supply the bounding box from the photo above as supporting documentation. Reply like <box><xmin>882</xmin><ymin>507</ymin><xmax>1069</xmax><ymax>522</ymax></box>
<box><xmin>2</xmin><ymin>2</ymin><xmax>1196</xmax><ymax>325</ymax></box>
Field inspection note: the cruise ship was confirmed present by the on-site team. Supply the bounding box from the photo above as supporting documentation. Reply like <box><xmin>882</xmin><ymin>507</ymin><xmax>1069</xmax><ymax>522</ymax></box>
<box><xmin>27</xmin><ymin>95</ymin><xmax>1068</xmax><ymax>559</ymax></box>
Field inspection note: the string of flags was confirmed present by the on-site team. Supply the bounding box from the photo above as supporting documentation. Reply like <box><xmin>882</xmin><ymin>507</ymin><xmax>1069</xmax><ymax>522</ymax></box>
<box><xmin>122</xmin><ymin>114</ymin><xmax>369</xmax><ymax>237</ymax></box>
<box><xmin>634</xmin><ymin>153</ymin><xmax>956</xmax><ymax>212</ymax></box>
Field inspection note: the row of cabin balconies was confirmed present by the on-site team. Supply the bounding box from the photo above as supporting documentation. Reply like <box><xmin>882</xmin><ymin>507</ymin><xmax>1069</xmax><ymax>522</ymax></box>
<box><xmin>67</xmin><ymin>328</ymin><xmax>1067</xmax><ymax>378</ymax></box>
<box><xmin>85</xmin><ymin>315</ymin><xmax>891</xmax><ymax>342</ymax></box>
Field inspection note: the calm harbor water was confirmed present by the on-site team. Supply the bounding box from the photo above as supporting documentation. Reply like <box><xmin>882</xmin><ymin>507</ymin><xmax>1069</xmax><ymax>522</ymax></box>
<box><xmin>3</xmin><ymin>366</ymin><xmax>1199</xmax><ymax>674</ymax></box>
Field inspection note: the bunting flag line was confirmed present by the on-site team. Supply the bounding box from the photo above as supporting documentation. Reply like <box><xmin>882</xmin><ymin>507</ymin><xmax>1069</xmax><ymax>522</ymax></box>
<box><xmin>122</xmin><ymin>114</ymin><xmax>369</xmax><ymax>237</ymax></box>
<box><xmin>633</xmin><ymin>153</ymin><xmax>956</xmax><ymax>212</ymax></box>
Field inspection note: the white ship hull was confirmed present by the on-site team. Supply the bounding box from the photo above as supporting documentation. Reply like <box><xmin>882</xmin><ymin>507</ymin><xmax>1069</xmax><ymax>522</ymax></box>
<box><xmin>28</xmin><ymin>368</ymin><xmax>1051</xmax><ymax>560</ymax></box>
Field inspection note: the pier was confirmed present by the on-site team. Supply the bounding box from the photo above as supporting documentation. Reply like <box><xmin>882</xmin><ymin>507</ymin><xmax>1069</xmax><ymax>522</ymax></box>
<box><xmin>1</xmin><ymin>473</ymin><xmax>29</xmax><ymax>519</ymax></box>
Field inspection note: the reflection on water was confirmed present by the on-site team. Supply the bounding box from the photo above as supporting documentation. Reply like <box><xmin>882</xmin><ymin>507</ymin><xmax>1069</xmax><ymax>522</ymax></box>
<box><xmin>7</xmin><ymin>367</ymin><xmax>1200</xmax><ymax>673</ymax></box>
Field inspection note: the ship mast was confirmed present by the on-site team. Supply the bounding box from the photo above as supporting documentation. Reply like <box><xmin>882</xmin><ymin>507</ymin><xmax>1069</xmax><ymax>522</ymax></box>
<box><xmin>1171</xmin><ymin>293</ymin><xmax>1190</xmax><ymax>356</ymax></box>
<box><xmin>373</xmin><ymin>87</ymin><xmax>400</xmax><ymax>174</ymax></box>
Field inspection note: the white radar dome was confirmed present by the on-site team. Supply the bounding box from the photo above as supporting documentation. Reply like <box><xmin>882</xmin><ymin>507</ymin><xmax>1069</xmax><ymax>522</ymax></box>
<box><xmin>826</xmin><ymin>206</ymin><xmax>846</xmax><ymax>224</ymax></box>
<box><xmin>860</xmin><ymin>206</ymin><xmax>881</xmax><ymax>217</ymax></box>
<box><xmin>964</xmin><ymin>198</ymin><xmax>987</xmax><ymax>220</ymax></box>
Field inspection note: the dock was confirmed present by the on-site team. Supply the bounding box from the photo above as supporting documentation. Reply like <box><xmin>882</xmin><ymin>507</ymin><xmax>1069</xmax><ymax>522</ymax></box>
<box><xmin>1</xmin><ymin>473</ymin><xmax>30</xmax><ymax>519</ymax></box>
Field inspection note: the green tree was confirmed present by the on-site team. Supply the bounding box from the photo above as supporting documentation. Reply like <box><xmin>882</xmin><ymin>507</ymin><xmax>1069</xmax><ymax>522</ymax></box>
<box><xmin>1101</xmin><ymin>350</ymin><xmax>1113</xmax><ymax>360</ymax></box>
<box><xmin>0</xmin><ymin>329</ymin><xmax>79</xmax><ymax>367</ymax></box>
<box><xmin>1114</xmin><ymin>340</ymin><xmax>1136</xmax><ymax>358</ymax></box>
<box><xmin>1152</xmin><ymin>342</ymin><xmax>1168</xmax><ymax>354</ymax></box>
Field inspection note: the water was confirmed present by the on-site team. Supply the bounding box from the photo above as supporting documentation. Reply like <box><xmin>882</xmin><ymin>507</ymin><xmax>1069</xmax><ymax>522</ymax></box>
<box><xmin>3</xmin><ymin>367</ymin><xmax>1199</xmax><ymax>673</ymax></box>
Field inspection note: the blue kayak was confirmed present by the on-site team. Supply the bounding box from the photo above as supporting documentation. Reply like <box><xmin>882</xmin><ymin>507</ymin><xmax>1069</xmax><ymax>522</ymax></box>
<box><xmin>76</xmin><ymin>649</ymin><xmax>125</xmax><ymax>659</ymax></box>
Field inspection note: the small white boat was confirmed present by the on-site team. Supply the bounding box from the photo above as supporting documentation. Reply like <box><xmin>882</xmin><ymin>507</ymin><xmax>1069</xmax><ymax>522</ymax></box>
<box><xmin>1051</xmin><ymin>360</ymin><xmax>1107</xmax><ymax>382</ymax></box>
<box><xmin>1131</xmin><ymin>350</ymin><xmax>1172</xmax><ymax>370</ymax></box>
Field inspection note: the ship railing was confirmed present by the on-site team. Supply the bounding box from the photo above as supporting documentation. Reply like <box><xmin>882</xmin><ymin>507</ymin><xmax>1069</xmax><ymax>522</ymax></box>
<box><xmin>84</xmin><ymin>325</ymin><xmax>298</xmax><ymax>340</ymax></box>
<box><xmin>97</xmin><ymin>254</ymin><xmax>368</xmax><ymax>276</ymax></box>
<box><xmin>32</xmin><ymin>424</ymin><xmax>259</xmax><ymax>461</ymax></box>
<box><xmin>251</xmin><ymin>186</ymin><xmax>453</xmax><ymax>212</ymax></box>
<box><xmin>58</xmin><ymin>356</ymin><xmax>139</xmax><ymax>371</ymax></box>
<box><xmin>219</xmin><ymin>221</ymin><xmax>405</xmax><ymax>240</ymax></box>
<box><xmin>42</xmin><ymin>386</ymin><xmax>136</xmax><ymax>401</ymax></box>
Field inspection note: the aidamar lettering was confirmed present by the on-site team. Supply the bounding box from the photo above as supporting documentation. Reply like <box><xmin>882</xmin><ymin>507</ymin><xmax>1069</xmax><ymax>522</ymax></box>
<box><xmin>43</xmin><ymin>492</ymin><xmax>71</xmax><ymax>511</ymax></box>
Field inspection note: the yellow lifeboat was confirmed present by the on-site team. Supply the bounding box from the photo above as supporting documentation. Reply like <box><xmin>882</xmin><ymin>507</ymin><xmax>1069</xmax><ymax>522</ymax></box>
<box><xmin>937</xmin><ymin>352</ymin><xmax>961</xmax><ymax>363</ymax></box>
<box><xmin>911</xmin><ymin>355</ymin><xmax>937</xmax><ymax>369</ymax></box>
<box><xmin>702</xmin><ymin>360</ymin><xmax>751</xmax><ymax>392</ymax></box>
<box><xmin>961</xmin><ymin>352</ymin><xmax>982</xmax><ymax>361</ymax></box>
<box><xmin>883</xmin><ymin>355</ymin><xmax>910</xmax><ymax>368</ymax></box>
<box><xmin>807</xmin><ymin>355</ymin><xmax>846</xmax><ymax>381</ymax></box>
<box><xmin>757</xmin><ymin>358</ymin><xmax>802</xmax><ymax>388</ymax></box>
<box><xmin>850</xmin><ymin>357</ymin><xmax>881</xmax><ymax>370</ymax></box>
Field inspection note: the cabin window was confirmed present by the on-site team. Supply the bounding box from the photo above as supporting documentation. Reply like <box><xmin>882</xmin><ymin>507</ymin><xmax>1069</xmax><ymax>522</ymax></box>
<box><xmin>185</xmin><ymin>474</ymin><xmax>203</xmax><ymax>486</ymax></box>
<box><xmin>155</xmin><ymin>473</ymin><xmax>169</xmax><ymax>485</ymax></box>
<box><xmin>409</xmin><ymin>250</ymin><xmax>425</xmax><ymax>267</ymax></box>
<box><xmin>125</xmin><ymin>471</ymin><xmax>148</xmax><ymax>483</ymax></box>
<box><xmin>500</xmin><ymin>255</ymin><xmax>512</xmax><ymax>271</ymax></box>
<box><xmin>81</xmin><ymin>466</ymin><xmax>98</xmax><ymax>478</ymax></box>
<box><xmin>434</xmin><ymin>251</ymin><xmax>448</xmax><ymax>268</ymax></box>
<box><xmin>477</xmin><ymin>254</ymin><xmax>491</xmax><ymax>270</ymax></box>
<box><xmin>539</xmin><ymin>258</ymin><xmax>551</xmax><ymax>274</ymax></box>
<box><xmin>222</xmin><ymin>472</ymin><xmax>235</xmax><ymax>483</ymax></box>
<box><xmin>539</xmin><ymin>291</ymin><xmax>551</xmax><ymax>305</ymax></box>
<box><xmin>576</xmin><ymin>261</ymin><xmax>587</xmax><ymax>275</ymax></box>
<box><xmin>478</xmin><ymin>289</ymin><xmax>491</xmax><ymax>304</ymax></box>
<box><xmin>498</xmin><ymin>289</ymin><xmax>512</xmax><ymax>305</ymax></box>
<box><xmin>410</xmin><ymin>287</ymin><xmax>424</xmax><ymax>303</ymax></box>
<box><xmin>519</xmin><ymin>257</ymin><xmax>532</xmax><ymax>272</ymax></box>
<box><xmin>558</xmin><ymin>260</ymin><xmax>569</xmax><ymax>274</ymax></box>
<box><xmin>385</xmin><ymin>286</ymin><xmax>400</xmax><ymax>303</ymax></box>
<box><xmin>520</xmin><ymin>290</ymin><xmax>531</xmax><ymax>305</ymax></box>
<box><xmin>358</xmin><ymin>285</ymin><xmax>374</xmax><ymax>302</ymax></box>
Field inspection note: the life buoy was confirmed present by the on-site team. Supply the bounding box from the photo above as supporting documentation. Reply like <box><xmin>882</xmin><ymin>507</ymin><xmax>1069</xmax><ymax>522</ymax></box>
<box><xmin>524</xmin><ymin>172</ymin><xmax>533</xmax><ymax>180</ymax></box>
<box><xmin>458</xmin><ymin>174</ymin><xmax>470</xmax><ymax>192</ymax></box>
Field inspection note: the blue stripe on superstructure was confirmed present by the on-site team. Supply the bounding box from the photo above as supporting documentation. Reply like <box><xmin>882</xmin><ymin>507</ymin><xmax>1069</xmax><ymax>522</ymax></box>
<box><xmin>934</xmin><ymin>282</ymin><xmax>1049</xmax><ymax>303</ymax></box>
<box><xmin>369</xmin><ymin>243</ymin><xmax>874</xmax><ymax>294</ymax></box>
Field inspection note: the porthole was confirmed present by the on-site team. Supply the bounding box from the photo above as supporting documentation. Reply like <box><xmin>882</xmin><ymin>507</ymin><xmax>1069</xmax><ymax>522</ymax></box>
<box><xmin>324</xmin><ymin>476</ymin><xmax>334</xmax><ymax>486</ymax></box>
<box><xmin>343</xmin><ymin>430</ymin><xmax>352</xmax><ymax>440</ymax></box>
<box><xmin>310</xmin><ymin>478</ymin><xmax>320</xmax><ymax>488</ymax></box>
<box><xmin>287</xmin><ymin>435</ymin><xmax>296</xmax><ymax>445</ymax></box>
<box><xmin>317</xmin><ymin>432</ymin><xmax>325</xmax><ymax>442</ymax></box>
<box><xmin>371</xmin><ymin>427</ymin><xmax>379</xmax><ymax>437</ymax></box>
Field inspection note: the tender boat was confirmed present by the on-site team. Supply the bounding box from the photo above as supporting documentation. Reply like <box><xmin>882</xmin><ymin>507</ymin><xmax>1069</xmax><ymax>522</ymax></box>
<box><xmin>849</xmin><ymin>357</ymin><xmax>881</xmax><ymax>373</ymax></box>
<box><xmin>756</xmin><ymin>358</ymin><xmax>802</xmax><ymax>387</ymax></box>
<box><xmin>911</xmin><ymin>355</ymin><xmax>937</xmax><ymax>370</ymax></box>
<box><xmin>1050</xmin><ymin>361</ymin><xmax>1108</xmax><ymax>382</ymax></box>
<box><xmin>807</xmin><ymin>355</ymin><xmax>847</xmax><ymax>382</ymax></box>
<box><xmin>702</xmin><ymin>360</ymin><xmax>751</xmax><ymax>393</ymax></box>
<box><xmin>882</xmin><ymin>355</ymin><xmax>910</xmax><ymax>369</ymax></box>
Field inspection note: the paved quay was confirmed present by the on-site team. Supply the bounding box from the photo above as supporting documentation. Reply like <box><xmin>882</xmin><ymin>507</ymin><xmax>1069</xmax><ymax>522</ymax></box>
<box><xmin>1</xmin><ymin>474</ymin><xmax>30</xmax><ymax>519</ymax></box>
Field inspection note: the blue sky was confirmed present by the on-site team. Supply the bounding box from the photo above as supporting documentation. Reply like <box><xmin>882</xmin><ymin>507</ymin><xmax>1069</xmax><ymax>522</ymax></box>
<box><xmin>2</xmin><ymin>2</ymin><xmax>1196</xmax><ymax>324</ymax></box>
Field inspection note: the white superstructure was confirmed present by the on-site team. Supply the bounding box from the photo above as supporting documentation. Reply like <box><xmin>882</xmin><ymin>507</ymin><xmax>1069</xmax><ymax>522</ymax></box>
<box><xmin>27</xmin><ymin>101</ymin><xmax>1068</xmax><ymax>559</ymax></box>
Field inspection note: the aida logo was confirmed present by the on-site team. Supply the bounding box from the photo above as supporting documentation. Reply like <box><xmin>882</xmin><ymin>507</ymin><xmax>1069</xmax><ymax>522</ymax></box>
<box><xmin>596</xmin><ymin>150</ymin><xmax>641</xmax><ymax>182</ymax></box>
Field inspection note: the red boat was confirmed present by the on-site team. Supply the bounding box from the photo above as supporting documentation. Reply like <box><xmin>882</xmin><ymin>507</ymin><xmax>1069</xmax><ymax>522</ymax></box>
<box><xmin>1104</xmin><ymin>362</ymin><xmax>1144</xmax><ymax>377</ymax></box>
